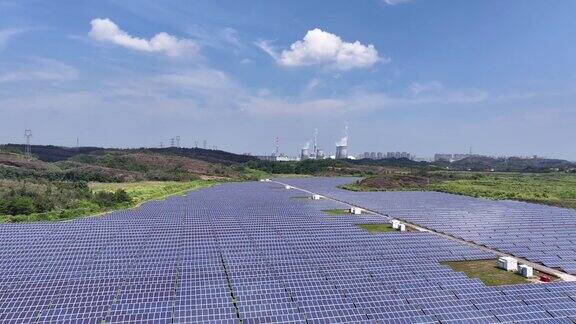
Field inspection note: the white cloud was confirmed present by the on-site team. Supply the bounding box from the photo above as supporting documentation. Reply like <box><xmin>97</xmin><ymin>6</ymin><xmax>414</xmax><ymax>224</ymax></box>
<box><xmin>408</xmin><ymin>81</ymin><xmax>488</xmax><ymax>104</ymax></box>
<box><xmin>305</xmin><ymin>78</ymin><xmax>321</xmax><ymax>91</ymax></box>
<box><xmin>0</xmin><ymin>28</ymin><xmax>23</xmax><ymax>50</ymax></box>
<box><xmin>89</xmin><ymin>18</ymin><xmax>198</xmax><ymax>57</ymax></box>
<box><xmin>0</xmin><ymin>58</ymin><xmax>78</xmax><ymax>83</ymax></box>
<box><xmin>409</xmin><ymin>81</ymin><xmax>443</xmax><ymax>95</ymax></box>
<box><xmin>242</xmin><ymin>83</ymin><xmax>489</xmax><ymax>116</ymax></box>
<box><xmin>265</xmin><ymin>28</ymin><xmax>382</xmax><ymax>70</ymax></box>
<box><xmin>383</xmin><ymin>0</ymin><xmax>413</xmax><ymax>5</ymax></box>
<box><xmin>255</xmin><ymin>40</ymin><xmax>279</xmax><ymax>60</ymax></box>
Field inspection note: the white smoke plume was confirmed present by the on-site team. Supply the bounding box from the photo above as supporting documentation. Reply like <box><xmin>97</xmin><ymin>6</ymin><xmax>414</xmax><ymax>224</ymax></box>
<box><xmin>336</xmin><ymin>126</ymin><xmax>348</xmax><ymax>147</ymax></box>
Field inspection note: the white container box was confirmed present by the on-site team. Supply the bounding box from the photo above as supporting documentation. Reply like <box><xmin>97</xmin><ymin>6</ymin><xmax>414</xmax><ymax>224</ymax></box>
<box><xmin>518</xmin><ymin>264</ymin><xmax>533</xmax><ymax>278</ymax></box>
<box><xmin>497</xmin><ymin>257</ymin><xmax>518</xmax><ymax>271</ymax></box>
<box><xmin>399</xmin><ymin>224</ymin><xmax>406</xmax><ymax>232</ymax></box>
<box><xmin>350</xmin><ymin>207</ymin><xmax>362</xmax><ymax>215</ymax></box>
<box><xmin>284</xmin><ymin>185</ymin><xmax>292</xmax><ymax>190</ymax></box>
<box><xmin>311</xmin><ymin>194</ymin><xmax>322</xmax><ymax>200</ymax></box>
<box><xmin>391</xmin><ymin>220</ymin><xmax>401</xmax><ymax>229</ymax></box>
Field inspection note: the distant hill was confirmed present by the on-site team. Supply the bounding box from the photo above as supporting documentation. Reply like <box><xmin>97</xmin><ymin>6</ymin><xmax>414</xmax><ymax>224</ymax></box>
<box><xmin>448</xmin><ymin>155</ymin><xmax>576</xmax><ymax>172</ymax></box>
<box><xmin>0</xmin><ymin>144</ymin><xmax>257</xmax><ymax>182</ymax></box>
<box><xmin>1</xmin><ymin>144</ymin><xmax>255</xmax><ymax>164</ymax></box>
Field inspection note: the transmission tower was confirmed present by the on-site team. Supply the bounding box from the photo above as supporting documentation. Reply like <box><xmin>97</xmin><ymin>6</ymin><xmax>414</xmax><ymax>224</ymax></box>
<box><xmin>313</xmin><ymin>128</ymin><xmax>318</xmax><ymax>158</ymax></box>
<box><xmin>24</xmin><ymin>130</ymin><xmax>32</xmax><ymax>159</ymax></box>
<box><xmin>194</xmin><ymin>141</ymin><xmax>198</xmax><ymax>148</ymax></box>
<box><xmin>175</xmin><ymin>136</ymin><xmax>181</xmax><ymax>148</ymax></box>
<box><xmin>170</xmin><ymin>137</ymin><xmax>175</xmax><ymax>147</ymax></box>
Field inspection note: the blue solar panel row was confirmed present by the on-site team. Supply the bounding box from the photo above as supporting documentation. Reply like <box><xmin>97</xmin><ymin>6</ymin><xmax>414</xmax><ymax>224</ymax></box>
<box><xmin>280</xmin><ymin>177</ymin><xmax>576</xmax><ymax>275</ymax></box>
<box><xmin>0</xmin><ymin>179</ymin><xmax>575</xmax><ymax>322</ymax></box>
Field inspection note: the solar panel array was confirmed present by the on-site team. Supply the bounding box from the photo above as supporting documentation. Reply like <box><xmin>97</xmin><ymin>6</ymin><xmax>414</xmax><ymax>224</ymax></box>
<box><xmin>0</xmin><ymin>180</ymin><xmax>575</xmax><ymax>323</ymax></box>
<box><xmin>280</xmin><ymin>177</ymin><xmax>576</xmax><ymax>276</ymax></box>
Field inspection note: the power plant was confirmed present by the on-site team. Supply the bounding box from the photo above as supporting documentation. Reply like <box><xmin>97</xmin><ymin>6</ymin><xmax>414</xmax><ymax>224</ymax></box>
<box><xmin>335</xmin><ymin>126</ymin><xmax>348</xmax><ymax>160</ymax></box>
<box><xmin>258</xmin><ymin>127</ymin><xmax>351</xmax><ymax>161</ymax></box>
<box><xmin>300</xmin><ymin>142</ymin><xmax>310</xmax><ymax>160</ymax></box>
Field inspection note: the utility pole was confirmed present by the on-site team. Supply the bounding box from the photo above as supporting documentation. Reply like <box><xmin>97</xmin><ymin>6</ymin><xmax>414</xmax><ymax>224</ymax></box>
<box><xmin>24</xmin><ymin>130</ymin><xmax>32</xmax><ymax>160</ymax></box>
<box><xmin>75</xmin><ymin>138</ymin><xmax>79</xmax><ymax>150</ymax></box>
<box><xmin>275</xmin><ymin>137</ymin><xmax>279</xmax><ymax>157</ymax></box>
<box><xmin>160</xmin><ymin>142</ymin><xmax>164</xmax><ymax>148</ymax></box>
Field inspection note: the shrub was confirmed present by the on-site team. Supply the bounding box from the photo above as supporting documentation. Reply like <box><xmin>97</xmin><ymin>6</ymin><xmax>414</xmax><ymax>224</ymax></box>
<box><xmin>92</xmin><ymin>189</ymin><xmax>131</xmax><ymax>207</ymax></box>
<box><xmin>3</xmin><ymin>196</ymin><xmax>36</xmax><ymax>215</ymax></box>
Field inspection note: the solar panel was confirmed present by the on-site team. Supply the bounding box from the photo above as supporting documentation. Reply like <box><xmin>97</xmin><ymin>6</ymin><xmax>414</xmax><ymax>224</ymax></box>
<box><xmin>0</xmin><ymin>178</ymin><xmax>575</xmax><ymax>322</ymax></box>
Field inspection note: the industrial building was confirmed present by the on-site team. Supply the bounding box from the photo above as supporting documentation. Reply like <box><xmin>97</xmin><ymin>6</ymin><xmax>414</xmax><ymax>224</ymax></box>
<box><xmin>434</xmin><ymin>153</ymin><xmax>472</xmax><ymax>162</ymax></box>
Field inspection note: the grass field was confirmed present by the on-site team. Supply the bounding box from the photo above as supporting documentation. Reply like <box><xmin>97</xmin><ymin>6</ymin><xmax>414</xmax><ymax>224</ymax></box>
<box><xmin>89</xmin><ymin>180</ymin><xmax>217</xmax><ymax>205</ymax></box>
<box><xmin>344</xmin><ymin>172</ymin><xmax>576</xmax><ymax>209</ymax></box>
<box><xmin>430</xmin><ymin>173</ymin><xmax>576</xmax><ymax>209</ymax></box>
<box><xmin>358</xmin><ymin>223</ymin><xmax>395</xmax><ymax>233</ymax></box>
<box><xmin>442</xmin><ymin>259</ymin><xmax>549</xmax><ymax>286</ymax></box>
<box><xmin>322</xmin><ymin>209</ymin><xmax>351</xmax><ymax>215</ymax></box>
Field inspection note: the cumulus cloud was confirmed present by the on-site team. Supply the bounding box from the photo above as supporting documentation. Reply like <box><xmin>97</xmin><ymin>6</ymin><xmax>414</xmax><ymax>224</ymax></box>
<box><xmin>89</xmin><ymin>18</ymin><xmax>198</xmax><ymax>57</ymax></box>
<box><xmin>261</xmin><ymin>28</ymin><xmax>383</xmax><ymax>70</ymax></box>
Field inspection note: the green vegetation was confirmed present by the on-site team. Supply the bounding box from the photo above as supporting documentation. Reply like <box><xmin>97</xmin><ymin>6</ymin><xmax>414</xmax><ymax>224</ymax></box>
<box><xmin>442</xmin><ymin>259</ymin><xmax>543</xmax><ymax>286</ymax></box>
<box><xmin>358</xmin><ymin>223</ymin><xmax>395</xmax><ymax>233</ymax></box>
<box><xmin>0</xmin><ymin>180</ymin><xmax>217</xmax><ymax>223</ymax></box>
<box><xmin>89</xmin><ymin>180</ymin><xmax>217</xmax><ymax>205</ymax></box>
<box><xmin>244</xmin><ymin>159</ymin><xmax>374</xmax><ymax>176</ymax></box>
<box><xmin>4</xmin><ymin>142</ymin><xmax>576</xmax><ymax>224</ymax></box>
<box><xmin>322</xmin><ymin>209</ymin><xmax>351</xmax><ymax>215</ymax></box>
<box><xmin>345</xmin><ymin>172</ymin><xmax>576</xmax><ymax>209</ymax></box>
<box><xmin>430</xmin><ymin>173</ymin><xmax>576</xmax><ymax>209</ymax></box>
<box><xmin>0</xmin><ymin>144</ymin><xmax>257</xmax><ymax>223</ymax></box>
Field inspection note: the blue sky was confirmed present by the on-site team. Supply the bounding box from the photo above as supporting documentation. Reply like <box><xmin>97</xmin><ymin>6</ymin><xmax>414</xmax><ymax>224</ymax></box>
<box><xmin>1</xmin><ymin>0</ymin><xmax>576</xmax><ymax>159</ymax></box>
